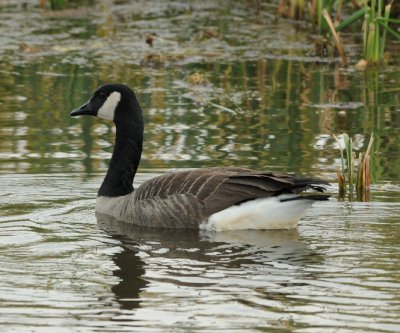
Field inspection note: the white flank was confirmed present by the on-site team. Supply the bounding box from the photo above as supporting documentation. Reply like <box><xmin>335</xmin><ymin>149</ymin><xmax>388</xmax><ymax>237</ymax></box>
<box><xmin>201</xmin><ymin>194</ymin><xmax>315</xmax><ymax>231</ymax></box>
<box><xmin>97</xmin><ymin>91</ymin><xmax>121</xmax><ymax>121</ymax></box>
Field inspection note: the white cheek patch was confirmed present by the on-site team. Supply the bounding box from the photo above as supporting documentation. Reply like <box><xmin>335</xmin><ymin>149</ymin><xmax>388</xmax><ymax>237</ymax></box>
<box><xmin>97</xmin><ymin>91</ymin><xmax>121</xmax><ymax>121</ymax></box>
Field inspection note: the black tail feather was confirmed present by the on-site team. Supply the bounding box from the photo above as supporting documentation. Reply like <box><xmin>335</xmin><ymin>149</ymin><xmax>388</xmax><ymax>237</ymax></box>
<box><xmin>280</xmin><ymin>194</ymin><xmax>330</xmax><ymax>202</ymax></box>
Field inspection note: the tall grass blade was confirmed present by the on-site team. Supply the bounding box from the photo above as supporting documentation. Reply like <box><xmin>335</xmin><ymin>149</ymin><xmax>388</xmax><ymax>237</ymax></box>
<box><xmin>333</xmin><ymin>134</ymin><xmax>345</xmax><ymax>173</ymax></box>
<box><xmin>335</xmin><ymin>7</ymin><xmax>368</xmax><ymax>32</ymax></box>
<box><xmin>317</xmin><ymin>0</ymin><xmax>323</xmax><ymax>34</ymax></box>
<box><xmin>378</xmin><ymin>20</ymin><xmax>400</xmax><ymax>40</ymax></box>
<box><xmin>343</xmin><ymin>133</ymin><xmax>354</xmax><ymax>188</ymax></box>
<box><xmin>385</xmin><ymin>18</ymin><xmax>400</xmax><ymax>24</ymax></box>
<box><xmin>364</xmin><ymin>155</ymin><xmax>371</xmax><ymax>188</ymax></box>
<box><xmin>370</xmin><ymin>0</ymin><xmax>376</xmax><ymax>23</ymax></box>
<box><xmin>364</xmin><ymin>132</ymin><xmax>374</xmax><ymax>159</ymax></box>
<box><xmin>337</xmin><ymin>168</ymin><xmax>346</xmax><ymax>195</ymax></box>
<box><xmin>333</xmin><ymin>134</ymin><xmax>346</xmax><ymax>194</ymax></box>
<box><xmin>356</xmin><ymin>152</ymin><xmax>363</xmax><ymax>191</ymax></box>
<box><xmin>356</xmin><ymin>133</ymin><xmax>374</xmax><ymax>192</ymax></box>
<box><xmin>366</xmin><ymin>23</ymin><xmax>377</xmax><ymax>61</ymax></box>
<box><xmin>379</xmin><ymin>3</ymin><xmax>392</xmax><ymax>58</ymax></box>
<box><xmin>322</xmin><ymin>9</ymin><xmax>348</xmax><ymax>65</ymax></box>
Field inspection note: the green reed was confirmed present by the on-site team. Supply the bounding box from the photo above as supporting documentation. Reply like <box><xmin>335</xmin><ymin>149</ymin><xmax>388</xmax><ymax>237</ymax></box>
<box><xmin>279</xmin><ymin>0</ymin><xmax>335</xmax><ymax>32</ymax></box>
<box><xmin>334</xmin><ymin>133</ymin><xmax>374</xmax><ymax>199</ymax></box>
<box><xmin>280</xmin><ymin>0</ymin><xmax>400</xmax><ymax>64</ymax></box>
<box><xmin>333</xmin><ymin>0</ymin><xmax>400</xmax><ymax>63</ymax></box>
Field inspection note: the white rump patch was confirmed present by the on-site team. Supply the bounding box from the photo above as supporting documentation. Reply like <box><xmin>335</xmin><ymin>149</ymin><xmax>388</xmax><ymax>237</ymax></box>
<box><xmin>201</xmin><ymin>194</ymin><xmax>315</xmax><ymax>231</ymax></box>
<box><xmin>98</xmin><ymin>91</ymin><xmax>121</xmax><ymax>121</ymax></box>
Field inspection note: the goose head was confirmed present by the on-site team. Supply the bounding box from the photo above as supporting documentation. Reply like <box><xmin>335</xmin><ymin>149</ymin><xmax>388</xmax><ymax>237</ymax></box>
<box><xmin>70</xmin><ymin>83</ymin><xmax>143</xmax><ymax>128</ymax></box>
<box><xmin>71</xmin><ymin>84</ymin><xmax>144</xmax><ymax>198</ymax></box>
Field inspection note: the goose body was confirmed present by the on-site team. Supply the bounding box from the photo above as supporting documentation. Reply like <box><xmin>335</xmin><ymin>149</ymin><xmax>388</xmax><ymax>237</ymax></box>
<box><xmin>71</xmin><ymin>84</ymin><xmax>329</xmax><ymax>230</ymax></box>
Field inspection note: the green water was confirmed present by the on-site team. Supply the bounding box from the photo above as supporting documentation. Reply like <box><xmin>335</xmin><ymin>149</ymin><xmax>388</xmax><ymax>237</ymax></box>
<box><xmin>0</xmin><ymin>1</ymin><xmax>400</xmax><ymax>332</ymax></box>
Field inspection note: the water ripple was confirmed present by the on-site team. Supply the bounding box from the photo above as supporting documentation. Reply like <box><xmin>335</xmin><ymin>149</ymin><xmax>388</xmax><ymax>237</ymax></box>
<box><xmin>1</xmin><ymin>180</ymin><xmax>400</xmax><ymax>332</ymax></box>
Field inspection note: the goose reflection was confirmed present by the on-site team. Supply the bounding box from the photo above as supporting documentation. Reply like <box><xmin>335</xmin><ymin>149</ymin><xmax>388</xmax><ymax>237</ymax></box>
<box><xmin>110</xmin><ymin>245</ymin><xmax>147</xmax><ymax>310</ymax></box>
<box><xmin>98</xmin><ymin>212</ymin><xmax>323</xmax><ymax>310</ymax></box>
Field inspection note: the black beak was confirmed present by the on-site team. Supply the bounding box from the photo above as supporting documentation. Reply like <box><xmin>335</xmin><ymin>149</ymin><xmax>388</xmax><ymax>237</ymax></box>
<box><xmin>70</xmin><ymin>102</ymin><xmax>96</xmax><ymax>117</ymax></box>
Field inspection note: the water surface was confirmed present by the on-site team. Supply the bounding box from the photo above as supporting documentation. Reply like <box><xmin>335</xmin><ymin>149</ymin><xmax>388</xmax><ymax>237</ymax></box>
<box><xmin>1</xmin><ymin>1</ymin><xmax>400</xmax><ymax>332</ymax></box>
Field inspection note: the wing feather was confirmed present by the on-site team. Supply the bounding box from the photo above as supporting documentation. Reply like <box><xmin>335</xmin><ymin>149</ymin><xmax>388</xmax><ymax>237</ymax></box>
<box><xmin>133</xmin><ymin>167</ymin><xmax>329</xmax><ymax>224</ymax></box>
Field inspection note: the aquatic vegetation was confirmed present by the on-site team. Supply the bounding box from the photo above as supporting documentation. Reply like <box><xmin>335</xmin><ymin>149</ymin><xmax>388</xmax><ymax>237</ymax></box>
<box><xmin>279</xmin><ymin>0</ymin><xmax>400</xmax><ymax>64</ymax></box>
<box><xmin>278</xmin><ymin>0</ymin><xmax>338</xmax><ymax>32</ymax></box>
<box><xmin>334</xmin><ymin>0</ymin><xmax>400</xmax><ymax>64</ymax></box>
<box><xmin>334</xmin><ymin>133</ymin><xmax>374</xmax><ymax>199</ymax></box>
<box><xmin>362</xmin><ymin>0</ymin><xmax>400</xmax><ymax>63</ymax></box>
<box><xmin>321</xmin><ymin>8</ymin><xmax>347</xmax><ymax>65</ymax></box>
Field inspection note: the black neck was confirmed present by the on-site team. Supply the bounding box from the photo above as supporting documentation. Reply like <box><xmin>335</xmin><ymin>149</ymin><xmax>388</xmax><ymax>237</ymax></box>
<box><xmin>98</xmin><ymin>100</ymin><xmax>144</xmax><ymax>197</ymax></box>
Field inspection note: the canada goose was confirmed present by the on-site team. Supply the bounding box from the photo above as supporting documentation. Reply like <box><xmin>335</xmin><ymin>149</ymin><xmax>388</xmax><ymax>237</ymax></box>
<box><xmin>71</xmin><ymin>83</ymin><xmax>329</xmax><ymax>231</ymax></box>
